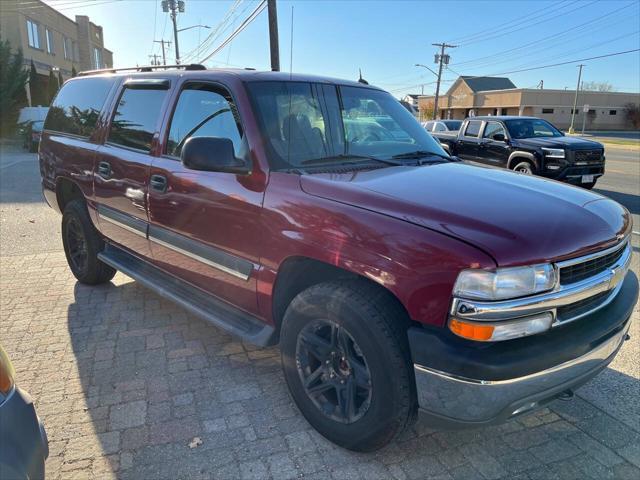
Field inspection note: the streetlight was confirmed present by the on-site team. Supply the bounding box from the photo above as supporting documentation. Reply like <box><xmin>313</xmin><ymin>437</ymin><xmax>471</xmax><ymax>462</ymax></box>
<box><xmin>177</xmin><ymin>24</ymin><xmax>210</xmax><ymax>33</ymax></box>
<box><xmin>415</xmin><ymin>63</ymin><xmax>439</xmax><ymax>77</ymax></box>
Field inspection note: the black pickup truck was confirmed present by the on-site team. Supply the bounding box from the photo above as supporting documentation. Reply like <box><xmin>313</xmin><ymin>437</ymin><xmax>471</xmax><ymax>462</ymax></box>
<box><xmin>432</xmin><ymin>116</ymin><xmax>605</xmax><ymax>189</ymax></box>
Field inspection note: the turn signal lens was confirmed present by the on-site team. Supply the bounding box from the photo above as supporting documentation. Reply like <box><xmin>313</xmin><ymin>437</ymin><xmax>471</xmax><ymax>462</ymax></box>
<box><xmin>449</xmin><ymin>313</ymin><xmax>553</xmax><ymax>342</ymax></box>
<box><xmin>449</xmin><ymin>319</ymin><xmax>494</xmax><ymax>341</ymax></box>
<box><xmin>0</xmin><ymin>346</ymin><xmax>16</xmax><ymax>397</ymax></box>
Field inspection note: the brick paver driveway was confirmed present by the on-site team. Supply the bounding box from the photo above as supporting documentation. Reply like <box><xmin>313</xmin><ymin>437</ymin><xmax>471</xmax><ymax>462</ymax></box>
<box><xmin>1</xmin><ymin>146</ymin><xmax>639</xmax><ymax>479</ymax></box>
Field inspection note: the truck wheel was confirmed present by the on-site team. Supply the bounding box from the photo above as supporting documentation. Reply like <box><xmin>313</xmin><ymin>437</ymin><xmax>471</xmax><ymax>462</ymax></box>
<box><xmin>512</xmin><ymin>160</ymin><xmax>535</xmax><ymax>175</ymax></box>
<box><xmin>280</xmin><ymin>280</ymin><xmax>417</xmax><ymax>452</ymax></box>
<box><xmin>582</xmin><ymin>181</ymin><xmax>597</xmax><ymax>190</ymax></box>
<box><xmin>62</xmin><ymin>199</ymin><xmax>116</xmax><ymax>285</ymax></box>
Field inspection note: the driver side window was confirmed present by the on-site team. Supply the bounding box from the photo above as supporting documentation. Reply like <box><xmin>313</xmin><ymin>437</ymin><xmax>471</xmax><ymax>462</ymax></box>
<box><xmin>166</xmin><ymin>84</ymin><xmax>242</xmax><ymax>158</ymax></box>
<box><xmin>483</xmin><ymin>121</ymin><xmax>506</xmax><ymax>140</ymax></box>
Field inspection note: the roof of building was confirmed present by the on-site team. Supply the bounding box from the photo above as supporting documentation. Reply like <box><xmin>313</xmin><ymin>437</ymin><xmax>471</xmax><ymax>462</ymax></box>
<box><xmin>459</xmin><ymin>76</ymin><xmax>517</xmax><ymax>92</ymax></box>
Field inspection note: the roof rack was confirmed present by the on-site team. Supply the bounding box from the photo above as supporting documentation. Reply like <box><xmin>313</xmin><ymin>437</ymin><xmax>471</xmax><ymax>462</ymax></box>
<box><xmin>78</xmin><ymin>63</ymin><xmax>207</xmax><ymax>77</ymax></box>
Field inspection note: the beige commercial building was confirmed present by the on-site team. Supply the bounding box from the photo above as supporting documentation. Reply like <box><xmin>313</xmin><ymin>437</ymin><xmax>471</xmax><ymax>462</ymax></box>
<box><xmin>418</xmin><ymin>76</ymin><xmax>640</xmax><ymax>130</ymax></box>
<box><xmin>0</xmin><ymin>0</ymin><xmax>113</xmax><ymax>81</ymax></box>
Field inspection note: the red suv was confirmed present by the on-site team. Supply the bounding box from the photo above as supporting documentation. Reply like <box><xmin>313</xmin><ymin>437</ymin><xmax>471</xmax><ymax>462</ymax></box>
<box><xmin>40</xmin><ymin>65</ymin><xmax>637</xmax><ymax>452</ymax></box>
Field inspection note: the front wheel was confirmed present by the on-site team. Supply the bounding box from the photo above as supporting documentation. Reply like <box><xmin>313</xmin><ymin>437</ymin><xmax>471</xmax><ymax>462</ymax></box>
<box><xmin>62</xmin><ymin>200</ymin><xmax>116</xmax><ymax>285</ymax></box>
<box><xmin>512</xmin><ymin>160</ymin><xmax>535</xmax><ymax>175</ymax></box>
<box><xmin>280</xmin><ymin>280</ymin><xmax>417</xmax><ymax>452</ymax></box>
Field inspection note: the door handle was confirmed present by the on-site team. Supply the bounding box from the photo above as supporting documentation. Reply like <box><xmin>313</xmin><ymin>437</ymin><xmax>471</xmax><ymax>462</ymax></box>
<box><xmin>150</xmin><ymin>174</ymin><xmax>168</xmax><ymax>193</ymax></box>
<box><xmin>98</xmin><ymin>161</ymin><xmax>111</xmax><ymax>178</ymax></box>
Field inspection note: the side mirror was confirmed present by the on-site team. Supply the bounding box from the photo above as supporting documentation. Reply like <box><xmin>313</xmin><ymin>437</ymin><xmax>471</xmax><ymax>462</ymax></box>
<box><xmin>492</xmin><ymin>133</ymin><xmax>506</xmax><ymax>142</ymax></box>
<box><xmin>181</xmin><ymin>136</ymin><xmax>249</xmax><ymax>174</ymax></box>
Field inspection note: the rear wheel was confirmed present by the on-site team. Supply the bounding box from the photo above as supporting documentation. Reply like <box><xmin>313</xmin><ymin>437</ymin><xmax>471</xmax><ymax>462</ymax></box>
<box><xmin>280</xmin><ymin>280</ymin><xmax>417</xmax><ymax>452</ymax></box>
<box><xmin>512</xmin><ymin>159</ymin><xmax>535</xmax><ymax>175</ymax></box>
<box><xmin>62</xmin><ymin>199</ymin><xmax>116</xmax><ymax>285</ymax></box>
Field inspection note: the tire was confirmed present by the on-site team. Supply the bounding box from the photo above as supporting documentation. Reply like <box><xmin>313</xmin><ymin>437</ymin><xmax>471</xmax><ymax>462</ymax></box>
<box><xmin>280</xmin><ymin>280</ymin><xmax>417</xmax><ymax>452</ymax></box>
<box><xmin>511</xmin><ymin>159</ymin><xmax>535</xmax><ymax>175</ymax></box>
<box><xmin>581</xmin><ymin>181</ymin><xmax>597</xmax><ymax>190</ymax></box>
<box><xmin>62</xmin><ymin>199</ymin><xmax>116</xmax><ymax>285</ymax></box>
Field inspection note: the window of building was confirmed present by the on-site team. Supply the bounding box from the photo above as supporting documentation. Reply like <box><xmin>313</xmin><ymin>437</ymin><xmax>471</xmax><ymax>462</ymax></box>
<box><xmin>609</xmin><ymin>110</ymin><xmax>617</xmax><ymax>115</ymax></box>
<box><xmin>166</xmin><ymin>85</ymin><xmax>243</xmax><ymax>158</ymax></box>
<box><xmin>44</xmin><ymin>76</ymin><xmax>116</xmax><ymax>137</ymax></box>
<box><xmin>570</xmin><ymin>109</ymin><xmax>581</xmax><ymax>115</ymax></box>
<box><xmin>93</xmin><ymin>47</ymin><xmax>103</xmax><ymax>69</ymax></box>
<box><xmin>464</xmin><ymin>120</ymin><xmax>482</xmax><ymax>137</ymax></box>
<box><xmin>26</xmin><ymin>20</ymin><xmax>40</xmax><ymax>49</ymax></box>
<box><xmin>63</xmin><ymin>37</ymin><xmax>72</xmax><ymax>60</ymax></box>
<box><xmin>45</xmin><ymin>28</ymin><xmax>54</xmax><ymax>54</ymax></box>
<box><xmin>108</xmin><ymin>87</ymin><xmax>168</xmax><ymax>151</ymax></box>
<box><xmin>542</xmin><ymin>108</ymin><xmax>554</xmax><ymax>114</ymax></box>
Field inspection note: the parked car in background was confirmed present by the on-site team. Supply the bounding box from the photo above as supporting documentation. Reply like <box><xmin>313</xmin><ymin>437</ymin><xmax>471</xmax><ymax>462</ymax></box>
<box><xmin>433</xmin><ymin>116</ymin><xmax>606</xmax><ymax>189</ymax></box>
<box><xmin>422</xmin><ymin>119</ymin><xmax>462</xmax><ymax>133</ymax></box>
<box><xmin>0</xmin><ymin>346</ymin><xmax>48</xmax><ymax>479</ymax></box>
<box><xmin>40</xmin><ymin>67</ymin><xmax>636</xmax><ymax>452</ymax></box>
<box><xmin>24</xmin><ymin>120</ymin><xmax>44</xmax><ymax>152</ymax></box>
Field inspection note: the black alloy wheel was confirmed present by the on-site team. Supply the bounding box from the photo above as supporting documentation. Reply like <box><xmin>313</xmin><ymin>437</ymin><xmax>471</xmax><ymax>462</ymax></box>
<box><xmin>65</xmin><ymin>216</ymin><xmax>89</xmax><ymax>274</ymax></box>
<box><xmin>296</xmin><ymin>320</ymin><xmax>372</xmax><ymax>424</ymax></box>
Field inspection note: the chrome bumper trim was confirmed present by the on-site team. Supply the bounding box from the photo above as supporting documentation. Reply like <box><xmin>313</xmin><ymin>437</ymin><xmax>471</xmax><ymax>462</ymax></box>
<box><xmin>450</xmin><ymin>241</ymin><xmax>631</xmax><ymax>325</ymax></box>
<box><xmin>413</xmin><ymin>318</ymin><xmax>631</xmax><ymax>423</ymax></box>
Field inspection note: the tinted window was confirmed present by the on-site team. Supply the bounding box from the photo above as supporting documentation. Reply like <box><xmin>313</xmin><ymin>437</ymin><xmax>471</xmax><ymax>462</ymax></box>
<box><xmin>433</xmin><ymin>122</ymin><xmax>446</xmax><ymax>132</ymax></box>
<box><xmin>167</xmin><ymin>85</ymin><xmax>242</xmax><ymax>157</ymax></box>
<box><xmin>505</xmin><ymin>119</ymin><xmax>562</xmax><ymax>139</ymax></box>
<box><xmin>424</xmin><ymin>121</ymin><xmax>434</xmax><ymax>131</ymax></box>
<box><xmin>443</xmin><ymin>120</ymin><xmax>462</xmax><ymax>130</ymax></box>
<box><xmin>464</xmin><ymin>120</ymin><xmax>482</xmax><ymax>137</ymax></box>
<box><xmin>44</xmin><ymin>77</ymin><xmax>115</xmax><ymax>137</ymax></box>
<box><xmin>483</xmin><ymin>121</ymin><xmax>506</xmax><ymax>139</ymax></box>
<box><xmin>108</xmin><ymin>88</ymin><xmax>167</xmax><ymax>151</ymax></box>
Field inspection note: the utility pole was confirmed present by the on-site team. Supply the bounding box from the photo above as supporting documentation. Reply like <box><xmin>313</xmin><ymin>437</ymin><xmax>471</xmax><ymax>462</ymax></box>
<box><xmin>432</xmin><ymin>42</ymin><xmax>456</xmax><ymax>120</ymax></box>
<box><xmin>154</xmin><ymin>39</ymin><xmax>171</xmax><ymax>66</ymax></box>
<box><xmin>267</xmin><ymin>0</ymin><xmax>280</xmax><ymax>71</ymax></box>
<box><xmin>568</xmin><ymin>64</ymin><xmax>584</xmax><ymax>134</ymax></box>
<box><xmin>149</xmin><ymin>54</ymin><xmax>161</xmax><ymax>66</ymax></box>
<box><xmin>162</xmin><ymin>0</ymin><xmax>184</xmax><ymax>64</ymax></box>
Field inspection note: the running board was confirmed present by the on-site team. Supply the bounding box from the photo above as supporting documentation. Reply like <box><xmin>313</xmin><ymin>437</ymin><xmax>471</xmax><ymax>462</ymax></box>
<box><xmin>98</xmin><ymin>244</ymin><xmax>277</xmax><ymax>347</ymax></box>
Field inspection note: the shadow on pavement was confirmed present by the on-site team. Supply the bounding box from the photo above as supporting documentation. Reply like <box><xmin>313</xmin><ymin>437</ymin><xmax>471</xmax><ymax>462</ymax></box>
<box><xmin>64</xmin><ymin>278</ymin><xmax>640</xmax><ymax>479</ymax></box>
<box><xmin>594</xmin><ymin>188</ymin><xmax>640</xmax><ymax>215</ymax></box>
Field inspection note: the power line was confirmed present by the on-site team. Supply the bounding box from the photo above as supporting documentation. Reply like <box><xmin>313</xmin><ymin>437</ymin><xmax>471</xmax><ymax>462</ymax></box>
<box><xmin>447</xmin><ymin>0</ymin><xmax>581</xmax><ymax>44</ymax></box>
<box><xmin>450</xmin><ymin>1</ymin><xmax>636</xmax><ymax>70</ymax></box>
<box><xmin>198</xmin><ymin>0</ymin><xmax>267</xmax><ymax>64</ymax></box>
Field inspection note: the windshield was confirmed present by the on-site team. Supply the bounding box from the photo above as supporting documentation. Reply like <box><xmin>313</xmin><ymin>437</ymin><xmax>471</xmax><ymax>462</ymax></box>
<box><xmin>504</xmin><ymin>118</ymin><xmax>562</xmax><ymax>139</ymax></box>
<box><xmin>247</xmin><ymin>81</ymin><xmax>447</xmax><ymax>169</ymax></box>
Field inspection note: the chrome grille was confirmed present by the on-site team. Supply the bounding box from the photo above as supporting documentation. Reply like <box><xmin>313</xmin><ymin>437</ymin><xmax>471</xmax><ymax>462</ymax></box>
<box><xmin>559</xmin><ymin>242</ymin><xmax>627</xmax><ymax>285</ymax></box>
<box><xmin>556</xmin><ymin>291</ymin><xmax>610</xmax><ymax>323</ymax></box>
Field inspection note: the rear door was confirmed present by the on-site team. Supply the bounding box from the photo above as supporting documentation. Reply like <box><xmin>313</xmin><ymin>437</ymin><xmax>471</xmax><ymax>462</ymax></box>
<box><xmin>456</xmin><ymin>120</ymin><xmax>482</xmax><ymax>160</ymax></box>
<box><xmin>147</xmin><ymin>80</ymin><xmax>264</xmax><ymax>315</ymax></box>
<box><xmin>479</xmin><ymin>121</ymin><xmax>510</xmax><ymax>167</ymax></box>
<box><xmin>94</xmin><ymin>79</ymin><xmax>171</xmax><ymax>260</ymax></box>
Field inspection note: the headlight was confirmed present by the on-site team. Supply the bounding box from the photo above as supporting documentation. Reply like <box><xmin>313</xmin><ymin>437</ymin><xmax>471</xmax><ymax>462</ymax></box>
<box><xmin>0</xmin><ymin>346</ymin><xmax>16</xmax><ymax>399</ymax></box>
<box><xmin>542</xmin><ymin>148</ymin><xmax>565</xmax><ymax>159</ymax></box>
<box><xmin>453</xmin><ymin>264</ymin><xmax>557</xmax><ymax>301</ymax></box>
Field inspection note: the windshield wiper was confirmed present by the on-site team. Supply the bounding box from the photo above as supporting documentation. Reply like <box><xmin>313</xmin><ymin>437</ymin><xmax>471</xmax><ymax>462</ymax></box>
<box><xmin>300</xmin><ymin>154</ymin><xmax>405</xmax><ymax>167</ymax></box>
<box><xmin>391</xmin><ymin>150</ymin><xmax>453</xmax><ymax>163</ymax></box>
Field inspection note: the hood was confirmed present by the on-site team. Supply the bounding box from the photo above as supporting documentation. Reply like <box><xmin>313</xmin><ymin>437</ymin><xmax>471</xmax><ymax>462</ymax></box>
<box><xmin>300</xmin><ymin>163</ymin><xmax>630</xmax><ymax>266</ymax></box>
<box><xmin>513</xmin><ymin>136</ymin><xmax>603</xmax><ymax>150</ymax></box>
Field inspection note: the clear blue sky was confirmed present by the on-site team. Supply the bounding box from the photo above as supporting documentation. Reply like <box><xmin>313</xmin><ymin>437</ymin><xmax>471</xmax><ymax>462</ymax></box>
<box><xmin>44</xmin><ymin>0</ymin><xmax>640</xmax><ymax>97</ymax></box>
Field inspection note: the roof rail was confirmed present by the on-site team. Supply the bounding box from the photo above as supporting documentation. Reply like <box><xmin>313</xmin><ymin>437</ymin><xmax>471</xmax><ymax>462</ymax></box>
<box><xmin>78</xmin><ymin>63</ymin><xmax>207</xmax><ymax>76</ymax></box>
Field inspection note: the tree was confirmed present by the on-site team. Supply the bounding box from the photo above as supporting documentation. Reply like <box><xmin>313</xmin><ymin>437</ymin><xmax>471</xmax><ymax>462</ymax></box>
<box><xmin>419</xmin><ymin>100</ymin><xmax>435</xmax><ymax>121</ymax></box>
<box><xmin>71</xmin><ymin>65</ymin><xmax>77</xmax><ymax>78</ymax></box>
<box><xmin>582</xmin><ymin>81</ymin><xmax>614</xmax><ymax>92</ymax></box>
<box><xmin>624</xmin><ymin>103</ymin><xmax>640</xmax><ymax>129</ymax></box>
<box><xmin>58</xmin><ymin>70</ymin><xmax>64</xmax><ymax>89</ymax></box>
<box><xmin>0</xmin><ymin>35</ymin><xmax>30</xmax><ymax>136</ymax></box>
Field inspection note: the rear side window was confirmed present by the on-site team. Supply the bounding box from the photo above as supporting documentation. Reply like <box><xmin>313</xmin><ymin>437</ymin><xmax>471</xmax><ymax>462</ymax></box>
<box><xmin>108</xmin><ymin>87</ymin><xmax>167</xmax><ymax>151</ymax></box>
<box><xmin>44</xmin><ymin>77</ymin><xmax>115</xmax><ymax>137</ymax></box>
<box><xmin>464</xmin><ymin>120</ymin><xmax>482</xmax><ymax>137</ymax></box>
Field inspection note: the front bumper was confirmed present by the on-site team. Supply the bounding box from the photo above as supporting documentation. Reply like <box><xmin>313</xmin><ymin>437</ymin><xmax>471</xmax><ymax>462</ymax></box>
<box><xmin>0</xmin><ymin>387</ymin><xmax>48</xmax><ymax>480</ymax></box>
<box><xmin>409</xmin><ymin>271</ymin><xmax>637</xmax><ymax>427</ymax></box>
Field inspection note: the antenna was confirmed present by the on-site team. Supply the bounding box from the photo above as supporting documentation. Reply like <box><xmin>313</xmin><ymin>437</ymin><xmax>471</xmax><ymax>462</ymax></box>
<box><xmin>289</xmin><ymin>5</ymin><xmax>294</xmax><ymax>78</ymax></box>
<box><xmin>358</xmin><ymin>68</ymin><xmax>369</xmax><ymax>85</ymax></box>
